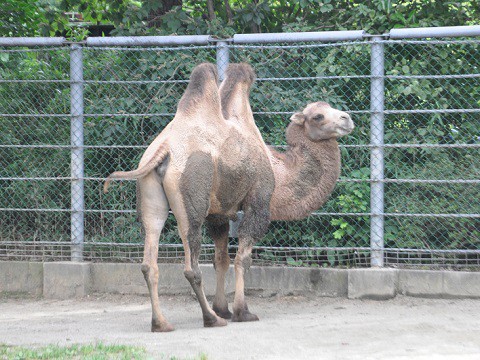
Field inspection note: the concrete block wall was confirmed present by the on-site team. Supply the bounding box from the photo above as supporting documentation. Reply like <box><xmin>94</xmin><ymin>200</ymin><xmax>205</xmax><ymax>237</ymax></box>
<box><xmin>1</xmin><ymin>261</ymin><xmax>479</xmax><ymax>300</ymax></box>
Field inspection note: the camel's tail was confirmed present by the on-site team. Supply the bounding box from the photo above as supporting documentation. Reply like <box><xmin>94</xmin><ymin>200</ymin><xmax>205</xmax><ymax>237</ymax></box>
<box><xmin>103</xmin><ymin>143</ymin><xmax>169</xmax><ymax>193</ymax></box>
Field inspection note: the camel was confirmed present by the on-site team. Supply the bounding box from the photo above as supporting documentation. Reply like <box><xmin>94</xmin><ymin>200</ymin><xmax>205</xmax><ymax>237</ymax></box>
<box><xmin>104</xmin><ymin>62</ymin><xmax>354</xmax><ymax>332</ymax></box>
<box><xmin>210</xmin><ymin>64</ymin><xmax>355</xmax><ymax>318</ymax></box>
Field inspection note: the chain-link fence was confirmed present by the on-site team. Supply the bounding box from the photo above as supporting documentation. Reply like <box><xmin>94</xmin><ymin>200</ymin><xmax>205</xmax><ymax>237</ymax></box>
<box><xmin>1</xmin><ymin>28</ymin><xmax>479</xmax><ymax>269</ymax></box>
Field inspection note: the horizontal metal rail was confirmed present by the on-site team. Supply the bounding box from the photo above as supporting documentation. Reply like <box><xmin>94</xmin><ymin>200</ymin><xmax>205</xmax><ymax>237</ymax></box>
<box><xmin>1</xmin><ymin>144</ymin><xmax>479</xmax><ymax>149</ymax></box>
<box><xmin>1</xmin><ymin>177</ymin><xmax>478</xmax><ymax>184</ymax></box>
<box><xmin>86</xmin><ymin>35</ymin><xmax>211</xmax><ymax>47</ymax></box>
<box><xmin>389</xmin><ymin>25</ymin><xmax>480</xmax><ymax>39</ymax></box>
<box><xmin>1</xmin><ymin>207</ymin><xmax>478</xmax><ymax>218</ymax></box>
<box><xmin>233</xmin><ymin>30</ymin><xmax>366</xmax><ymax>43</ymax></box>
<box><xmin>6</xmin><ymin>108</ymin><xmax>480</xmax><ymax>118</ymax></box>
<box><xmin>0</xmin><ymin>37</ymin><xmax>66</xmax><ymax>47</ymax></box>
<box><xmin>2</xmin><ymin>27</ymin><xmax>480</xmax><ymax>49</ymax></box>
<box><xmin>384</xmin><ymin>109</ymin><xmax>480</xmax><ymax>114</ymax></box>
<box><xmin>1</xmin><ymin>241</ymin><xmax>479</xmax><ymax>255</ymax></box>
<box><xmin>0</xmin><ymin>79</ymin><xmax>71</xmax><ymax>83</ymax></box>
<box><xmin>2</xmin><ymin>73</ymin><xmax>479</xmax><ymax>84</ymax></box>
<box><xmin>311</xmin><ymin>212</ymin><xmax>480</xmax><ymax>218</ymax></box>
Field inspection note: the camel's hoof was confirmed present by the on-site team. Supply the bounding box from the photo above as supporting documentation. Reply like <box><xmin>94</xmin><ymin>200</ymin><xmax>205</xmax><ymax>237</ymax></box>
<box><xmin>204</xmin><ymin>314</ymin><xmax>228</xmax><ymax>328</ymax></box>
<box><xmin>212</xmin><ymin>305</ymin><xmax>233</xmax><ymax>320</ymax></box>
<box><xmin>232</xmin><ymin>310</ymin><xmax>259</xmax><ymax>322</ymax></box>
<box><xmin>151</xmin><ymin>320</ymin><xmax>175</xmax><ymax>332</ymax></box>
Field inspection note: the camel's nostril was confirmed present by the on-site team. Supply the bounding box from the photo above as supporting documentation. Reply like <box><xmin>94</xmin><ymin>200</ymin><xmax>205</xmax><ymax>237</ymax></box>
<box><xmin>340</xmin><ymin>113</ymin><xmax>354</xmax><ymax>128</ymax></box>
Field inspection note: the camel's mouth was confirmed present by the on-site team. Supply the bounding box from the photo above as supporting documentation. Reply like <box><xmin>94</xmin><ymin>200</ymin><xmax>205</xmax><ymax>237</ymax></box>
<box><xmin>341</xmin><ymin>125</ymin><xmax>354</xmax><ymax>132</ymax></box>
<box><xmin>338</xmin><ymin>124</ymin><xmax>354</xmax><ymax>136</ymax></box>
<box><xmin>337</xmin><ymin>113</ymin><xmax>354</xmax><ymax>136</ymax></box>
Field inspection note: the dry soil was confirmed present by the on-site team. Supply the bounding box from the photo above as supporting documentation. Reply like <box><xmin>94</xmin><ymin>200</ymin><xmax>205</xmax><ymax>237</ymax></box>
<box><xmin>1</xmin><ymin>294</ymin><xmax>479</xmax><ymax>360</ymax></box>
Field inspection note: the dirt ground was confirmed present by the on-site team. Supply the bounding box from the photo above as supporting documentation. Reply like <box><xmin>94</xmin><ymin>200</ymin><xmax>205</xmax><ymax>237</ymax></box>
<box><xmin>0</xmin><ymin>293</ymin><xmax>479</xmax><ymax>360</ymax></box>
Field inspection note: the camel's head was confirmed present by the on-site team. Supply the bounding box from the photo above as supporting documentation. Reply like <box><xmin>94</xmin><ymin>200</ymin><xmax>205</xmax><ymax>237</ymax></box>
<box><xmin>290</xmin><ymin>101</ymin><xmax>354</xmax><ymax>141</ymax></box>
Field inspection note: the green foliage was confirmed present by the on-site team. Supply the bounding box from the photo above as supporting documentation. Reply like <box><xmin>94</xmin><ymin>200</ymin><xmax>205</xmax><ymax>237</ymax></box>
<box><xmin>331</xmin><ymin>168</ymin><xmax>370</xmax><ymax>247</ymax></box>
<box><xmin>0</xmin><ymin>0</ymin><xmax>52</xmax><ymax>36</ymax></box>
<box><xmin>65</xmin><ymin>25</ymin><xmax>90</xmax><ymax>41</ymax></box>
<box><xmin>7</xmin><ymin>1</ymin><xmax>480</xmax><ymax>37</ymax></box>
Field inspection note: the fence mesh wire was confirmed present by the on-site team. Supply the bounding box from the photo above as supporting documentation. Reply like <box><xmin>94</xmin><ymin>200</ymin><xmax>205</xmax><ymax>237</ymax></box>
<box><xmin>0</xmin><ymin>36</ymin><xmax>479</xmax><ymax>269</ymax></box>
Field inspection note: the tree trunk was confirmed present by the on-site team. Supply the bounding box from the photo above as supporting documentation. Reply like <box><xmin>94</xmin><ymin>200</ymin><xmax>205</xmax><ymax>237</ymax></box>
<box><xmin>207</xmin><ymin>0</ymin><xmax>216</xmax><ymax>20</ymax></box>
<box><xmin>251</xmin><ymin>0</ymin><xmax>260</xmax><ymax>33</ymax></box>
<box><xmin>147</xmin><ymin>0</ymin><xmax>183</xmax><ymax>28</ymax></box>
<box><xmin>224</xmin><ymin>0</ymin><xmax>233</xmax><ymax>24</ymax></box>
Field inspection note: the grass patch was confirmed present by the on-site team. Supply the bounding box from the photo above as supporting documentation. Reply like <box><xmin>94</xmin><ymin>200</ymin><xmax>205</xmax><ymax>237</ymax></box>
<box><xmin>0</xmin><ymin>343</ymin><xmax>208</xmax><ymax>360</ymax></box>
<box><xmin>0</xmin><ymin>343</ymin><xmax>146</xmax><ymax>360</ymax></box>
<box><xmin>168</xmin><ymin>354</ymin><xmax>208</xmax><ymax>360</ymax></box>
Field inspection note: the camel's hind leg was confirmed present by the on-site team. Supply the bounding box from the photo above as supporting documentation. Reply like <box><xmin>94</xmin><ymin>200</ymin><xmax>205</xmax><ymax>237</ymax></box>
<box><xmin>180</xmin><ymin>217</ymin><xmax>227</xmax><ymax>328</ymax></box>
<box><xmin>137</xmin><ymin>173</ymin><xmax>173</xmax><ymax>332</ymax></box>
<box><xmin>206</xmin><ymin>215</ymin><xmax>232</xmax><ymax>319</ymax></box>
<box><xmin>166</xmin><ymin>153</ymin><xmax>227</xmax><ymax>328</ymax></box>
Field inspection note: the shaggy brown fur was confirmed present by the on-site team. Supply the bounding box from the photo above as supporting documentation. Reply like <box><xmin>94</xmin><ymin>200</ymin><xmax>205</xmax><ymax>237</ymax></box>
<box><xmin>267</xmin><ymin>102</ymin><xmax>354</xmax><ymax>220</ymax></box>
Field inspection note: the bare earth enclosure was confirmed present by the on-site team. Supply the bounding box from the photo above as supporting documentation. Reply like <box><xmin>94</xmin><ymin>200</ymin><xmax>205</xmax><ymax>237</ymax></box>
<box><xmin>1</xmin><ymin>294</ymin><xmax>479</xmax><ymax>360</ymax></box>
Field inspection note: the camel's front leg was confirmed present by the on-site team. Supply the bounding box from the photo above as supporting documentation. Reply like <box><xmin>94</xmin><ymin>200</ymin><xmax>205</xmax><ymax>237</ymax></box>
<box><xmin>232</xmin><ymin>235</ymin><xmax>259</xmax><ymax>322</ymax></box>
<box><xmin>206</xmin><ymin>215</ymin><xmax>232</xmax><ymax>319</ymax></box>
<box><xmin>232</xmin><ymin>188</ymin><xmax>272</xmax><ymax>322</ymax></box>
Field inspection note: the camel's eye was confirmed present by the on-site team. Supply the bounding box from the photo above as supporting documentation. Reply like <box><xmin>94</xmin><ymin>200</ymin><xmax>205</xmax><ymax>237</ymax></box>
<box><xmin>312</xmin><ymin>114</ymin><xmax>324</xmax><ymax>122</ymax></box>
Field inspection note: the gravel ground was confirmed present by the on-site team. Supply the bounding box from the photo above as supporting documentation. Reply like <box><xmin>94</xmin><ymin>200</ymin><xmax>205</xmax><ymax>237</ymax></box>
<box><xmin>1</xmin><ymin>293</ymin><xmax>479</xmax><ymax>360</ymax></box>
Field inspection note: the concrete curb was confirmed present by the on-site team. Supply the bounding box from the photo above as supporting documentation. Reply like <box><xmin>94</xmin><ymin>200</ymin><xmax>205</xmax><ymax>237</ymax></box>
<box><xmin>348</xmin><ymin>268</ymin><xmax>398</xmax><ymax>300</ymax></box>
<box><xmin>1</xmin><ymin>261</ymin><xmax>479</xmax><ymax>300</ymax></box>
<box><xmin>0</xmin><ymin>261</ymin><xmax>43</xmax><ymax>296</ymax></box>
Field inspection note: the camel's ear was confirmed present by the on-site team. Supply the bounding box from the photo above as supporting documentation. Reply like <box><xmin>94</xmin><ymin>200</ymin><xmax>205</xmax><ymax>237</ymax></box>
<box><xmin>290</xmin><ymin>112</ymin><xmax>305</xmax><ymax>126</ymax></box>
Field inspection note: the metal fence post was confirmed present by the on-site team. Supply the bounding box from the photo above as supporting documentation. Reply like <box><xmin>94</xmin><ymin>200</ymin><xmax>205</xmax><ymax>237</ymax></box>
<box><xmin>215</xmin><ymin>40</ymin><xmax>241</xmax><ymax>237</ymax></box>
<box><xmin>216</xmin><ymin>41</ymin><xmax>230</xmax><ymax>81</ymax></box>
<box><xmin>370</xmin><ymin>36</ymin><xmax>385</xmax><ymax>267</ymax></box>
<box><xmin>70</xmin><ymin>44</ymin><xmax>85</xmax><ymax>262</ymax></box>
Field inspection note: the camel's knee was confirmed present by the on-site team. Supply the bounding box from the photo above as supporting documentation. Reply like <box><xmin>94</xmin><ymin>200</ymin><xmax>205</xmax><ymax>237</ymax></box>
<box><xmin>215</xmin><ymin>251</ymin><xmax>230</xmax><ymax>271</ymax></box>
<box><xmin>184</xmin><ymin>268</ymin><xmax>202</xmax><ymax>287</ymax></box>
<box><xmin>234</xmin><ymin>253</ymin><xmax>252</xmax><ymax>272</ymax></box>
<box><xmin>141</xmin><ymin>263</ymin><xmax>158</xmax><ymax>282</ymax></box>
<box><xmin>141</xmin><ymin>263</ymin><xmax>149</xmax><ymax>277</ymax></box>
<box><xmin>215</xmin><ymin>252</ymin><xmax>230</xmax><ymax>268</ymax></box>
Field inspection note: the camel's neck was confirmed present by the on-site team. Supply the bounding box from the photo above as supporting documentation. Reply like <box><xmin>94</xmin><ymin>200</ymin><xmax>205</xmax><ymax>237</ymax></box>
<box><xmin>268</xmin><ymin>123</ymin><xmax>341</xmax><ymax>221</ymax></box>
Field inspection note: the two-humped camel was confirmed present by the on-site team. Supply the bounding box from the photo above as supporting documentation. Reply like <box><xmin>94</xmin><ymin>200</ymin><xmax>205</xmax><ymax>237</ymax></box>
<box><xmin>104</xmin><ymin>63</ymin><xmax>354</xmax><ymax>332</ymax></box>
